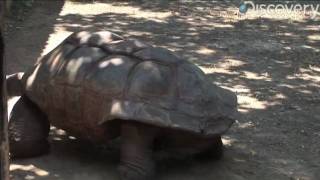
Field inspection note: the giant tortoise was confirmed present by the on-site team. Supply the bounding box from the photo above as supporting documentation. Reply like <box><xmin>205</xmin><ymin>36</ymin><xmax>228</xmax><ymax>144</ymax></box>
<box><xmin>7</xmin><ymin>31</ymin><xmax>238</xmax><ymax>180</ymax></box>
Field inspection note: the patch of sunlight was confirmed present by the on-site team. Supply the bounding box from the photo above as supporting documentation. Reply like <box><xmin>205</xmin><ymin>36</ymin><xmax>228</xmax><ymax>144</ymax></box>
<box><xmin>69</xmin><ymin>136</ymin><xmax>77</xmax><ymax>140</ymax></box>
<box><xmin>202</xmin><ymin>67</ymin><xmax>238</xmax><ymax>75</ymax></box>
<box><xmin>66</xmin><ymin>57</ymin><xmax>87</xmax><ymax>82</ymax></box>
<box><xmin>60</xmin><ymin>1</ymin><xmax>171</xmax><ymax>22</ymax></box>
<box><xmin>238</xmin><ymin>121</ymin><xmax>254</xmax><ymax>128</ymax></box>
<box><xmin>211</xmin><ymin>22</ymin><xmax>234</xmax><ymax>28</ymax></box>
<box><xmin>238</xmin><ymin>95</ymin><xmax>268</xmax><ymax>111</ymax></box>
<box><xmin>298</xmin><ymin>89</ymin><xmax>313</xmax><ymax>95</ymax></box>
<box><xmin>185</xmin><ymin>42</ymin><xmax>197</xmax><ymax>47</ymax></box>
<box><xmin>41</xmin><ymin>11</ymin><xmax>150</xmax><ymax>56</ymax></box>
<box><xmin>214</xmin><ymin>84</ymin><xmax>271</xmax><ymax>113</ymax></box>
<box><xmin>171</xmin><ymin>36</ymin><xmax>181</xmax><ymax>40</ymax></box>
<box><xmin>7</xmin><ymin>96</ymin><xmax>20</xmax><ymax>116</ymax></box>
<box><xmin>10</xmin><ymin>164</ymin><xmax>49</xmax><ymax>176</ymax></box>
<box><xmin>231</xmin><ymin>85</ymin><xmax>251</xmax><ymax>93</ymax></box>
<box><xmin>26</xmin><ymin>65</ymin><xmax>40</xmax><ymax>90</ymax></box>
<box><xmin>52</xmin><ymin>137</ymin><xmax>63</xmax><ymax>141</ymax></box>
<box><xmin>299</xmin><ymin>73</ymin><xmax>320</xmax><ymax>82</ymax></box>
<box><xmin>308</xmin><ymin>34</ymin><xmax>320</xmax><ymax>41</ymax></box>
<box><xmin>50</xmin><ymin>126</ymin><xmax>67</xmax><ymax>135</ymax></box>
<box><xmin>99</xmin><ymin>57</ymin><xmax>124</xmax><ymax>68</ymax></box>
<box><xmin>184</xmin><ymin>32</ymin><xmax>198</xmax><ymax>36</ymax></box>
<box><xmin>309</xmin><ymin>65</ymin><xmax>320</xmax><ymax>73</ymax></box>
<box><xmin>55</xmin><ymin>129</ymin><xmax>67</xmax><ymax>136</ymax></box>
<box><xmin>238</xmin><ymin>108</ymin><xmax>249</xmax><ymax>113</ymax></box>
<box><xmin>25</xmin><ymin>175</ymin><xmax>35</xmax><ymax>180</ymax></box>
<box><xmin>242</xmin><ymin>71</ymin><xmax>272</xmax><ymax>81</ymax></box>
<box><xmin>287</xmin><ymin>69</ymin><xmax>320</xmax><ymax>82</ymax></box>
<box><xmin>218</xmin><ymin>85</ymin><xmax>251</xmax><ymax>94</ymax></box>
<box><xmin>196</xmin><ymin>47</ymin><xmax>216</xmax><ymax>55</ymax></box>
<box><xmin>219</xmin><ymin>58</ymin><xmax>247</xmax><ymax>67</ymax></box>
<box><xmin>300</xmin><ymin>25</ymin><xmax>319</xmax><ymax>31</ymax></box>
<box><xmin>278</xmin><ymin>32</ymin><xmax>300</xmax><ymax>39</ymax></box>
<box><xmin>187</xmin><ymin>27</ymin><xmax>197</xmax><ymax>31</ymax></box>
<box><xmin>249</xmin><ymin>149</ymin><xmax>257</xmax><ymax>156</ymax></box>
<box><xmin>274</xmin><ymin>93</ymin><xmax>287</xmax><ymax>99</ymax></box>
<box><xmin>41</xmin><ymin>27</ymin><xmax>73</xmax><ymax>56</ymax></box>
<box><xmin>300</xmin><ymin>45</ymin><xmax>319</xmax><ymax>52</ymax></box>
<box><xmin>222</xmin><ymin>137</ymin><xmax>235</xmax><ymax>147</ymax></box>
<box><xmin>274</xmin><ymin>60</ymin><xmax>288</xmax><ymax>65</ymax></box>
<box><xmin>277</xmin><ymin>83</ymin><xmax>295</xmax><ymax>88</ymax></box>
<box><xmin>233</xmin><ymin>158</ymin><xmax>246</xmax><ymax>163</ymax></box>
<box><xmin>201</xmin><ymin>58</ymin><xmax>246</xmax><ymax>75</ymax></box>
<box><xmin>110</xmin><ymin>100</ymin><xmax>124</xmax><ymax>115</ymax></box>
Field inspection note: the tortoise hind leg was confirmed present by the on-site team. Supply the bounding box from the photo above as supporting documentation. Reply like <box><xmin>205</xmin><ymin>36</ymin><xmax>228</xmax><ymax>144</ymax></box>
<box><xmin>9</xmin><ymin>95</ymin><xmax>50</xmax><ymax>158</ymax></box>
<box><xmin>118</xmin><ymin>122</ymin><xmax>158</xmax><ymax>180</ymax></box>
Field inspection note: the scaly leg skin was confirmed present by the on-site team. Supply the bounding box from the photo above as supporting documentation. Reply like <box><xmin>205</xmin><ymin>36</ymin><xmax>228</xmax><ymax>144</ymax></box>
<box><xmin>9</xmin><ymin>96</ymin><xmax>50</xmax><ymax>158</ymax></box>
<box><xmin>118</xmin><ymin>122</ymin><xmax>157</xmax><ymax>180</ymax></box>
<box><xmin>210</xmin><ymin>135</ymin><xmax>224</xmax><ymax>160</ymax></box>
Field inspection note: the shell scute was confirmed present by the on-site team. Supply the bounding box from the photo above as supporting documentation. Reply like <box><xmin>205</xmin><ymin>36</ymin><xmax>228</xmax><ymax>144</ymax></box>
<box><xmin>24</xmin><ymin>31</ymin><xmax>237</xmax><ymax>139</ymax></box>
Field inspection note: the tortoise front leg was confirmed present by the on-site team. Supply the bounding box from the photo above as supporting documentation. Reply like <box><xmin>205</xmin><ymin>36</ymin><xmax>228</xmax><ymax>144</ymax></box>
<box><xmin>9</xmin><ymin>96</ymin><xmax>50</xmax><ymax>158</ymax></box>
<box><xmin>194</xmin><ymin>135</ymin><xmax>224</xmax><ymax>161</ymax></box>
<box><xmin>118</xmin><ymin>122</ymin><xmax>157</xmax><ymax>180</ymax></box>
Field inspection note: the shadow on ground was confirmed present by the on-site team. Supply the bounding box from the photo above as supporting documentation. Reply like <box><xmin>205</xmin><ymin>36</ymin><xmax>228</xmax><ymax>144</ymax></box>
<box><xmin>7</xmin><ymin>0</ymin><xmax>320</xmax><ymax>180</ymax></box>
<box><xmin>5</xmin><ymin>1</ymin><xmax>65</xmax><ymax>74</ymax></box>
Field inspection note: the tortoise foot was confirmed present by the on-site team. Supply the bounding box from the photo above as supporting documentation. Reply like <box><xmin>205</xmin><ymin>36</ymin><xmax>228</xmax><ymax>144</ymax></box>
<box><xmin>119</xmin><ymin>122</ymin><xmax>157</xmax><ymax>180</ymax></box>
<box><xmin>195</xmin><ymin>135</ymin><xmax>224</xmax><ymax>161</ymax></box>
<box><xmin>10</xmin><ymin>139</ymin><xmax>50</xmax><ymax>159</ymax></box>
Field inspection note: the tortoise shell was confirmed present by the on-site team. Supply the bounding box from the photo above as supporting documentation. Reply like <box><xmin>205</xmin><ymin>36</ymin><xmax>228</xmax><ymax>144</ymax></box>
<box><xmin>21</xmin><ymin>31</ymin><xmax>238</xmax><ymax>141</ymax></box>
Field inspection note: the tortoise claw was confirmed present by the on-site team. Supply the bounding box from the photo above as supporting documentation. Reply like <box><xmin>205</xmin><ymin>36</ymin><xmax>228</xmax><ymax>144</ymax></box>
<box><xmin>118</xmin><ymin>163</ymin><xmax>154</xmax><ymax>180</ymax></box>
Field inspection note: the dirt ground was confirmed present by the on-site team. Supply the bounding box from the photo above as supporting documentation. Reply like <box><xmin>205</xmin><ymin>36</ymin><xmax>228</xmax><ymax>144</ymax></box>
<box><xmin>5</xmin><ymin>1</ymin><xmax>320</xmax><ymax>180</ymax></box>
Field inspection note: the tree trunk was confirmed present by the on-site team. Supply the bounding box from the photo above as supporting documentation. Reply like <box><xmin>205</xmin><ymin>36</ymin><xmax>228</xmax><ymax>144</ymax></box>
<box><xmin>0</xmin><ymin>0</ymin><xmax>10</xmax><ymax>179</ymax></box>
